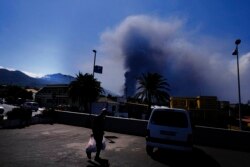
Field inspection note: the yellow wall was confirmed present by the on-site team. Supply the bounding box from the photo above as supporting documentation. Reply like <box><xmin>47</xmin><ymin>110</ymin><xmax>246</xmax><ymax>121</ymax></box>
<box><xmin>170</xmin><ymin>97</ymin><xmax>197</xmax><ymax>110</ymax></box>
<box><xmin>170</xmin><ymin>96</ymin><xmax>219</xmax><ymax>111</ymax></box>
<box><xmin>196</xmin><ymin>96</ymin><xmax>218</xmax><ymax>110</ymax></box>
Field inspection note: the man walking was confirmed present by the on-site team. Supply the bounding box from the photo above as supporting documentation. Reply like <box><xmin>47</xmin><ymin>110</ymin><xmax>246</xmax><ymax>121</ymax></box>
<box><xmin>87</xmin><ymin>108</ymin><xmax>107</xmax><ymax>161</ymax></box>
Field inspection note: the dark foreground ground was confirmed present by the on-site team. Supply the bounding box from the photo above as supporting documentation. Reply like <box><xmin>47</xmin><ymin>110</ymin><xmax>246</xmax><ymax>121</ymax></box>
<box><xmin>0</xmin><ymin>124</ymin><xmax>250</xmax><ymax>167</ymax></box>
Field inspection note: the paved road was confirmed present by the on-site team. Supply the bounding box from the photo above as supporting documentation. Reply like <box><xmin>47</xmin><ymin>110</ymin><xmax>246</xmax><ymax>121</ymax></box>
<box><xmin>0</xmin><ymin>124</ymin><xmax>250</xmax><ymax>167</ymax></box>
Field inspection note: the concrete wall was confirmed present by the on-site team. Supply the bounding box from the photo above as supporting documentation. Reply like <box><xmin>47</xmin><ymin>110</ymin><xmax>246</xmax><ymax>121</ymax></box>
<box><xmin>55</xmin><ymin>110</ymin><xmax>92</xmax><ymax>127</ymax></box>
<box><xmin>55</xmin><ymin>111</ymin><xmax>250</xmax><ymax>152</ymax></box>
<box><xmin>194</xmin><ymin>126</ymin><xmax>250</xmax><ymax>151</ymax></box>
<box><xmin>55</xmin><ymin>110</ymin><xmax>147</xmax><ymax>136</ymax></box>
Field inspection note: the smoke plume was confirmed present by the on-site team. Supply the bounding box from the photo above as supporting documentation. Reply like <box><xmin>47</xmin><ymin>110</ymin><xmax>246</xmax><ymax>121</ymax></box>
<box><xmin>100</xmin><ymin>15</ymin><xmax>250</xmax><ymax>103</ymax></box>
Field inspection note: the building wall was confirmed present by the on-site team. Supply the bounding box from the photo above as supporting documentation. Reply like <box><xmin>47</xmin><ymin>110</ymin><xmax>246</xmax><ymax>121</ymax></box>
<box><xmin>197</xmin><ymin>96</ymin><xmax>218</xmax><ymax>110</ymax></box>
<box><xmin>170</xmin><ymin>96</ymin><xmax>219</xmax><ymax>111</ymax></box>
<box><xmin>170</xmin><ymin>97</ymin><xmax>197</xmax><ymax>110</ymax></box>
<box><xmin>35</xmin><ymin>84</ymin><xmax>69</xmax><ymax>107</ymax></box>
<box><xmin>170</xmin><ymin>96</ymin><xmax>226</xmax><ymax>127</ymax></box>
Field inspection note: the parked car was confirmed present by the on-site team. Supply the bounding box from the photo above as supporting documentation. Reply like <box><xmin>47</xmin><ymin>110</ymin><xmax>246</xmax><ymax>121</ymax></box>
<box><xmin>21</xmin><ymin>102</ymin><xmax>39</xmax><ymax>111</ymax></box>
<box><xmin>0</xmin><ymin>106</ymin><xmax>4</xmax><ymax>114</ymax></box>
<box><xmin>146</xmin><ymin>106</ymin><xmax>193</xmax><ymax>155</ymax></box>
<box><xmin>0</xmin><ymin>106</ymin><xmax>4</xmax><ymax>122</ymax></box>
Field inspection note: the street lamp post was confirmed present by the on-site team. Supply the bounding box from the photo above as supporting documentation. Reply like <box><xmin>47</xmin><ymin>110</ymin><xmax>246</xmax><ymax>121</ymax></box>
<box><xmin>90</xmin><ymin>49</ymin><xmax>97</xmax><ymax>115</ymax></box>
<box><xmin>93</xmin><ymin>50</ymin><xmax>97</xmax><ymax>78</ymax></box>
<box><xmin>232</xmin><ymin>39</ymin><xmax>242</xmax><ymax>130</ymax></box>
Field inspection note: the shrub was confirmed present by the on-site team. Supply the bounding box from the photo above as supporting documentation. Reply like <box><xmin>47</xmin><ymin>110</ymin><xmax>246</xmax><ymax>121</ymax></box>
<box><xmin>7</xmin><ymin>108</ymin><xmax>22</xmax><ymax>120</ymax></box>
<box><xmin>7</xmin><ymin>108</ymin><xmax>32</xmax><ymax>120</ymax></box>
<box><xmin>41</xmin><ymin>108</ymin><xmax>55</xmax><ymax>118</ymax></box>
<box><xmin>39</xmin><ymin>108</ymin><xmax>56</xmax><ymax>124</ymax></box>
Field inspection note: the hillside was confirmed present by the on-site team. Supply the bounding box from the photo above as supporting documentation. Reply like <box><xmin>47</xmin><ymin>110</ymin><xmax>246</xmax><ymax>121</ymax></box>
<box><xmin>0</xmin><ymin>69</ymin><xmax>75</xmax><ymax>87</ymax></box>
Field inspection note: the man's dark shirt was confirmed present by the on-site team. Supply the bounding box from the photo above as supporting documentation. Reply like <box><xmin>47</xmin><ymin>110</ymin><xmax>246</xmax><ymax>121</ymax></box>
<box><xmin>92</xmin><ymin>115</ymin><xmax>105</xmax><ymax>138</ymax></box>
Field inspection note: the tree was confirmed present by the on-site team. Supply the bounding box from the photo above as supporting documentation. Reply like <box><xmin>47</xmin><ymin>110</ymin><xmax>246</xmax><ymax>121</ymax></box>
<box><xmin>135</xmin><ymin>72</ymin><xmax>170</xmax><ymax>118</ymax></box>
<box><xmin>2</xmin><ymin>85</ymin><xmax>33</xmax><ymax>104</ymax></box>
<box><xmin>68</xmin><ymin>73</ymin><xmax>103</xmax><ymax>113</ymax></box>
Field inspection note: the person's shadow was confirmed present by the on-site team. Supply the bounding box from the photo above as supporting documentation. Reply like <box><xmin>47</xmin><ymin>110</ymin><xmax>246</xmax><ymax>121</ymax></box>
<box><xmin>151</xmin><ymin>147</ymin><xmax>221</xmax><ymax>167</ymax></box>
<box><xmin>87</xmin><ymin>159</ymin><xmax>110</xmax><ymax>167</ymax></box>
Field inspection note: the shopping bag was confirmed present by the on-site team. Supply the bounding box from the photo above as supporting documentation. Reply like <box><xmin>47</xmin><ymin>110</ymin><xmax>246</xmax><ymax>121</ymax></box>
<box><xmin>102</xmin><ymin>137</ymin><xmax>106</xmax><ymax>150</ymax></box>
<box><xmin>85</xmin><ymin>136</ymin><xmax>106</xmax><ymax>153</ymax></box>
<box><xmin>86</xmin><ymin>136</ymin><xmax>97</xmax><ymax>153</ymax></box>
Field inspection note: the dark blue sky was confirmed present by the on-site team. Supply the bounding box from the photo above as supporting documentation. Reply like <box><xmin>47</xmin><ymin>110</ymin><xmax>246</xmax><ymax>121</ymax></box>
<box><xmin>1</xmin><ymin>0</ymin><xmax>250</xmax><ymax>102</ymax></box>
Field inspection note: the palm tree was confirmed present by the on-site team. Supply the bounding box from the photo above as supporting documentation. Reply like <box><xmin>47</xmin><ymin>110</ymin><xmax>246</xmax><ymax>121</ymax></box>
<box><xmin>135</xmin><ymin>72</ymin><xmax>170</xmax><ymax>118</ymax></box>
<box><xmin>68</xmin><ymin>72</ymin><xmax>103</xmax><ymax>114</ymax></box>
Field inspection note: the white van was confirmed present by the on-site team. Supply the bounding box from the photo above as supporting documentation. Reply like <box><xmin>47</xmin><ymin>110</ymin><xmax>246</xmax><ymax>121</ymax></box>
<box><xmin>146</xmin><ymin>106</ymin><xmax>193</xmax><ymax>155</ymax></box>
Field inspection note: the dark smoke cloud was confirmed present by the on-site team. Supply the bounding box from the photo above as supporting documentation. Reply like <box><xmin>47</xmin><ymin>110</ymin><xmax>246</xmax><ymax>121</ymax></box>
<box><xmin>122</xmin><ymin>30</ymin><xmax>168</xmax><ymax>96</ymax></box>
<box><xmin>100</xmin><ymin>15</ymin><xmax>250</xmax><ymax>102</ymax></box>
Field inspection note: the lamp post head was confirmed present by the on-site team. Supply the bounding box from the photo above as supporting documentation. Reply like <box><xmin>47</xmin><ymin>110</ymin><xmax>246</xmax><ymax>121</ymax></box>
<box><xmin>235</xmin><ymin>39</ymin><xmax>241</xmax><ymax>45</ymax></box>
<box><xmin>232</xmin><ymin>49</ymin><xmax>238</xmax><ymax>56</ymax></box>
<box><xmin>93</xmin><ymin>49</ymin><xmax>97</xmax><ymax>53</ymax></box>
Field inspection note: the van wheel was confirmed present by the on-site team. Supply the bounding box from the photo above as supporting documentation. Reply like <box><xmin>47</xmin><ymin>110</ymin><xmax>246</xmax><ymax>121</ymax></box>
<box><xmin>146</xmin><ymin>146</ymin><xmax>154</xmax><ymax>156</ymax></box>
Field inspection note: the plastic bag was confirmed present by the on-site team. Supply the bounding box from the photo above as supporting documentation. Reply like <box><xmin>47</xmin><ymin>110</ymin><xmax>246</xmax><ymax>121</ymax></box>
<box><xmin>85</xmin><ymin>136</ymin><xmax>106</xmax><ymax>153</ymax></box>
<box><xmin>102</xmin><ymin>137</ymin><xmax>106</xmax><ymax>150</ymax></box>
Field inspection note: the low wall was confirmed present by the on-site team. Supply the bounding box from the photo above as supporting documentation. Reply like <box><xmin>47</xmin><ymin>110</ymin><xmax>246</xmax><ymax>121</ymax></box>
<box><xmin>55</xmin><ymin>110</ymin><xmax>148</xmax><ymax>136</ymax></box>
<box><xmin>194</xmin><ymin>126</ymin><xmax>250</xmax><ymax>151</ymax></box>
<box><xmin>105</xmin><ymin>117</ymin><xmax>147</xmax><ymax>136</ymax></box>
<box><xmin>55</xmin><ymin>111</ymin><xmax>250</xmax><ymax>152</ymax></box>
<box><xmin>55</xmin><ymin>110</ymin><xmax>91</xmax><ymax>127</ymax></box>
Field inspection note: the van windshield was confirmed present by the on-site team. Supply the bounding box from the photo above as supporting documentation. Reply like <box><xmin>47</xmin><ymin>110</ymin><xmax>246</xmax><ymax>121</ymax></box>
<box><xmin>150</xmin><ymin>110</ymin><xmax>188</xmax><ymax>128</ymax></box>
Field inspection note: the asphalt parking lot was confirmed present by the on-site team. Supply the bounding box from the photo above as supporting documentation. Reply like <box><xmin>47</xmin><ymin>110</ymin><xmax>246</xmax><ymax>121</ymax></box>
<box><xmin>0</xmin><ymin>124</ymin><xmax>167</xmax><ymax>167</ymax></box>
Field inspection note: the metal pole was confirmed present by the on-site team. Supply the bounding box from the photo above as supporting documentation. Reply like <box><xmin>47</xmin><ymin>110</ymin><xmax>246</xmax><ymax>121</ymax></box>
<box><xmin>91</xmin><ymin>50</ymin><xmax>97</xmax><ymax>115</ymax></box>
<box><xmin>93</xmin><ymin>50</ymin><xmax>97</xmax><ymax>78</ymax></box>
<box><xmin>232</xmin><ymin>39</ymin><xmax>242</xmax><ymax>130</ymax></box>
<box><xmin>236</xmin><ymin>44</ymin><xmax>242</xmax><ymax>130</ymax></box>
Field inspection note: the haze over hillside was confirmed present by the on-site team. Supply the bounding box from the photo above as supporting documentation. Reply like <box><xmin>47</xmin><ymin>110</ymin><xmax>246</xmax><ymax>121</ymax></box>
<box><xmin>0</xmin><ymin>68</ymin><xmax>75</xmax><ymax>87</ymax></box>
<box><xmin>0</xmin><ymin>67</ymin><xmax>117</xmax><ymax>96</ymax></box>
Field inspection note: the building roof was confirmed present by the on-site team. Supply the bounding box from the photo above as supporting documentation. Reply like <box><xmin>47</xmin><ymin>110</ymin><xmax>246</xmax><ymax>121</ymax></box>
<box><xmin>26</xmin><ymin>89</ymin><xmax>38</xmax><ymax>94</ymax></box>
<box><xmin>97</xmin><ymin>97</ymin><xmax>118</xmax><ymax>104</ymax></box>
